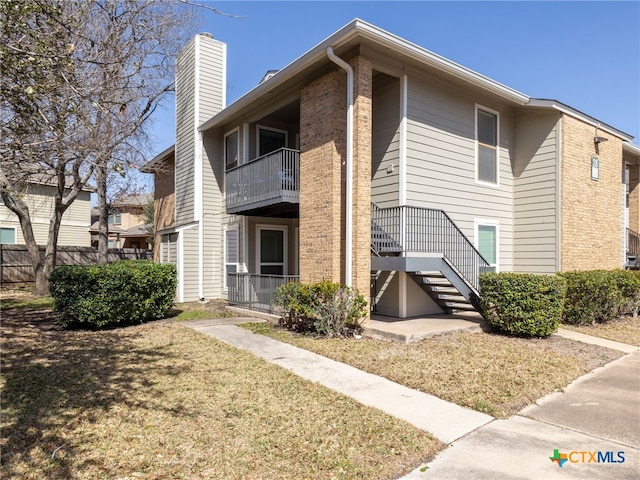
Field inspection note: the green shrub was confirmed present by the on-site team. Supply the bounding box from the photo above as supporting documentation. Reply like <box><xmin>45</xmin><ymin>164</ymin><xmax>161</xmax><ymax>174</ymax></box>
<box><xmin>561</xmin><ymin>270</ymin><xmax>640</xmax><ymax>325</ymax></box>
<box><xmin>274</xmin><ymin>280</ymin><xmax>368</xmax><ymax>337</ymax></box>
<box><xmin>50</xmin><ymin>260</ymin><xmax>177</xmax><ymax>328</ymax></box>
<box><xmin>476</xmin><ymin>273</ymin><xmax>565</xmax><ymax>337</ymax></box>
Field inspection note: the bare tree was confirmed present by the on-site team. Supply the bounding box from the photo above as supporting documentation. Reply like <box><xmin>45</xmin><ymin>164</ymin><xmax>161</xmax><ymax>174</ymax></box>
<box><xmin>1</xmin><ymin>0</ymin><xmax>198</xmax><ymax>294</ymax></box>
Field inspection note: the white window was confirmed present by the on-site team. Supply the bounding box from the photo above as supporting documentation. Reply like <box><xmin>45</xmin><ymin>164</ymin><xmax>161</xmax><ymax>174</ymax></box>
<box><xmin>160</xmin><ymin>233</ymin><xmax>178</xmax><ymax>264</ymax></box>
<box><xmin>225</xmin><ymin>129</ymin><xmax>239</xmax><ymax>170</ymax></box>
<box><xmin>257</xmin><ymin>126</ymin><xmax>287</xmax><ymax>157</ymax></box>
<box><xmin>224</xmin><ymin>224</ymin><xmax>240</xmax><ymax>289</ymax></box>
<box><xmin>475</xmin><ymin>220</ymin><xmax>499</xmax><ymax>272</ymax></box>
<box><xmin>476</xmin><ymin>106</ymin><xmax>499</xmax><ymax>185</ymax></box>
<box><xmin>256</xmin><ymin>225</ymin><xmax>287</xmax><ymax>275</ymax></box>
<box><xmin>0</xmin><ymin>227</ymin><xmax>16</xmax><ymax>244</ymax></box>
<box><xmin>108</xmin><ymin>209</ymin><xmax>121</xmax><ymax>225</ymax></box>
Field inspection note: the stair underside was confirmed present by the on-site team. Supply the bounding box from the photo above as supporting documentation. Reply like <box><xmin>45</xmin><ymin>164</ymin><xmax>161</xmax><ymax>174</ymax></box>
<box><xmin>371</xmin><ymin>257</ymin><xmax>477</xmax><ymax>314</ymax></box>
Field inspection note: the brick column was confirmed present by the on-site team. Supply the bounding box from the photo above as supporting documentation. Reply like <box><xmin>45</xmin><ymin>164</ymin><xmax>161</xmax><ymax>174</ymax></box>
<box><xmin>351</xmin><ymin>56</ymin><xmax>372</xmax><ymax>307</ymax></box>
<box><xmin>299</xmin><ymin>71</ymin><xmax>346</xmax><ymax>284</ymax></box>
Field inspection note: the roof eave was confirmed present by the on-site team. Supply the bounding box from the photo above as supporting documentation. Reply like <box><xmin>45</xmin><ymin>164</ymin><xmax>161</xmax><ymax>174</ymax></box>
<box><xmin>527</xmin><ymin>99</ymin><xmax>634</xmax><ymax>142</ymax></box>
<box><xmin>141</xmin><ymin>144</ymin><xmax>175</xmax><ymax>173</ymax></box>
<box><xmin>199</xmin><ymin>19</ymin><xmax>529</xmax><ymax>132</ymax></box>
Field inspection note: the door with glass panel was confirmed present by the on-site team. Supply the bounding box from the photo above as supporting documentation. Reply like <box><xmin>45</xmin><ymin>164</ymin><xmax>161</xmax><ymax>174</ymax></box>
<box><xmin>257</xmin><ymin>226</ymin><xmax>287</xmax><ymax>275</ymax></box>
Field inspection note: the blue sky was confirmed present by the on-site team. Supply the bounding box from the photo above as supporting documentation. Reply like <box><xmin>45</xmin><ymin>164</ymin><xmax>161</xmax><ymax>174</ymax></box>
<box><xmin>148</xmin><ymin>0</ymin><xmax>640</xmax><ymax>160</ymax></box>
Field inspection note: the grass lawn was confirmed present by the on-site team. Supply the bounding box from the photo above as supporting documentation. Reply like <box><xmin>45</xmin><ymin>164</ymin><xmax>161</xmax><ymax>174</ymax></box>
<box><xmin>242</xmin><ymin>322</ymin><xmax>624</xmax><ymax>418</ymax></box>
<box><xmin>561</xmin><ymin>315</ymin><xmax>640</xmax><ymax>346</ymax></box>
<box><xmin>1</xmin><ymin>299</ymin><xmax>442</xmax><ymax>480</ymax></box>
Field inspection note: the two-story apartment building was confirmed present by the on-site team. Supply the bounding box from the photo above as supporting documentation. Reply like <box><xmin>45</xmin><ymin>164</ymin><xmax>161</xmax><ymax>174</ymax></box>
<box><xmin>0</xmin><ymin>182</ymin><xmax>92</xmax><ymax>247</ymax></box>
<box><xmin>145</xmin><ymin>19</ymin><xmax>640</xmax><ymax>318</ymax></box>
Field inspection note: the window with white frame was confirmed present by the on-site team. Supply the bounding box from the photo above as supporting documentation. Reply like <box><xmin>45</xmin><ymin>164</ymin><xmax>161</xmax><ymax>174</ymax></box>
<box><xmin>257</xmin><ymin>126</ymin><xmax>287</xmax><ymax>157</ymax></box>
<box><xmin>476</xmin><ymin>106</ymin><xmax>499</xmax><ymax>185</ymax></box>
<box><xmin>256</xmin><ymin>225</ymin><xmax>287</xmax><ymax>275</ymax></box>
<box><xmin>225</xmin><ymin>129</ymin><xmax>239</xmax><ymax>170</ymax></box>
<box><xmin>108</xmin><ymin>208</ymin><xmax>121</xmax><ymax>225</ymax></box>
<box><xmin>0</xmin><ymin>227</ymin><xmax>16</xmax><ymax>244</ymax></box>
<box><xmin>475</xmin><ymin>220</ymin><xmax>499</xmax><ymax>272</ymax></box>
<box><xmin>224</xmin><ymin>224</ymin><xmax>239</xmax><ymax>289</ymax></box>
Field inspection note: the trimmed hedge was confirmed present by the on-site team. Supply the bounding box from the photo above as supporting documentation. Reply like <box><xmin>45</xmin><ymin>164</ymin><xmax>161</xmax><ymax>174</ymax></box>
<box><xmin>274</xmin><ymin>280</ymin><xmax>368</xmax><ymax>337</ymax></box>
<box><xmin>50</xmin><ymin>260</ymin><xmax>177</xmax><ymax>328</ymax></box>
<box><xmin>560</xmin><ymin>270</ymin><xmax>640</xmax><ymax>325</ymax></box>
<box><xmin>476</xmin><ymin>272</ymin><xmax>566</xmax><ymax>337</ymax></box>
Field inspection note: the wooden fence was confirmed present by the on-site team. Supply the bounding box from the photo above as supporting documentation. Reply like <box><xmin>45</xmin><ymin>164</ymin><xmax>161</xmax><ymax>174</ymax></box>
<box><xmin>0</xmin><ymin>245</ymin><xmax>153</xmax><ymax>285</ymax></box>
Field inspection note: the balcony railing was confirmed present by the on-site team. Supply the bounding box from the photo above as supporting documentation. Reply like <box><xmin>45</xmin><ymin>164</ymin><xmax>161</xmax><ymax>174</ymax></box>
<box><xmin>371</xmin><ymin>203</ymin><xmax>491</xmax><ymax>292</ymax></box>
<box><xmin>227</xmin><ymin>273</ymin><xmax>299</xmax><ymax>313</ymax></box>
<box><xmin>225</xmin><ymin>148</ymin><xmax>300</xmax><ymax>214</ymax></box>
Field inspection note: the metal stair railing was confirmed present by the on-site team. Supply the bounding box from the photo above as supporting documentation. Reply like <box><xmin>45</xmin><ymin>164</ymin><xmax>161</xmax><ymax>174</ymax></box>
<box><xmin>628</xmin><ymin>228</ymin><xmax>640</xmax><ymax>256</ymax></box>
<box><xmin>371</xmin><ymin>203</ymin><xmax>491</xmax><ymax>292</ymax></box>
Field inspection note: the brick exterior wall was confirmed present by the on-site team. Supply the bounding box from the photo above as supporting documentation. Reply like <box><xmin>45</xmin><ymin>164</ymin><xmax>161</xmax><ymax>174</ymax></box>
<box><xmin>153</xmin><ymin>154</ymin><xmax>176</xmax><ymax>261</ymax></box>
<box><xmin>351</xmin><ymin>56</ymin><xmax>373</xmax><ymax>305</ymax></box>
<box><xmin>298</xmin><ymin>56</ymin><xmax>373</xmax><ymax>311</ymax></box>
<box><xmin>628</xmin><ymin>164</ymin><xmax>640</xmax><ymax>234</ymax></box>
<box><xmin>299</xmin><ymin>70</ymin><xmax>346</xmax><ymax>284</ymax></box>
<box><xmin>560</xmin><ymin>115</ymin><xmax>624</xmax><ymax>271</ymax></box>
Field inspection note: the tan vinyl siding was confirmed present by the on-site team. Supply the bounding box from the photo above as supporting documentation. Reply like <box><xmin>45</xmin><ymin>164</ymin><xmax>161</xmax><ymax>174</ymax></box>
<box><xmin>513</xmin><ymin>111</ymin><xmax>560</xmax><ymax>272</ymax></box>
<box><xmin>372</xmin><ymin>74</ymin><xmax>400</xmax><ymax>207</ymax></box>
<box><xmin>180</xmin><ymin>226</ymin><xmax>200</xmax><ymax>301</ymax></box>
<box><xmin>404</xmin><ymin>75</ymin><xmax>514</xmax><ymax>271</ymax></box>
<box><xmin>198</xmin><ymin>36</ymin><xmax>226</xmax><ymax>122</ymax></box>
<box><xmin>0</xmin><ymin>187</ymin><xmax>91</xmax><ymax>246</ymax></box>
<box><xmin>175</xmin><ymin>39</ymin><xmax>196</xmax><ymax>225</ymax></box>
<box><xmin>202</xmin><ymin>129</ymin><xmax>225</xmax><ymax>298</ymax></box>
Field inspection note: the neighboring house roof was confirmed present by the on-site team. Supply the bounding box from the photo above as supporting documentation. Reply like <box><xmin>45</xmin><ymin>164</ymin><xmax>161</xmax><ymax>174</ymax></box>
<box><xmin>89</xmin><ymin>221</ymin><xmax>151</xmax><ymax>237</ymax></box>
<box><xmin>112</xmin><ymin>193</ymin><xmax>152</xmax><ymax>207</ymax></box>
<box><xmin>197</xmin><ymin>18</ymin><xmax>634</xmax><ymax>145</ymax></box>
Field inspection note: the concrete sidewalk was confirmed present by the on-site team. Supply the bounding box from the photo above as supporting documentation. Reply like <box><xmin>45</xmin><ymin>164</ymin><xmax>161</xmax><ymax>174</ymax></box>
<box><xmin>187</xmin><ymin>321</ymin><xmax>492</xmax><ymax>444</ymax></box>
<box><xmin>184</xmin><ymin>319</ymin><xmax>640</xmax><ymax>479</ymax></box>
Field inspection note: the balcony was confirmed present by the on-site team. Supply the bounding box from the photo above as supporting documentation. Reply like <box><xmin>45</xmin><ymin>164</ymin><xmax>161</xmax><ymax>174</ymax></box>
<box><xmin>225</xmin><ymin>148</ymin><xmax>299</xmax><ymax>216</ymax></box>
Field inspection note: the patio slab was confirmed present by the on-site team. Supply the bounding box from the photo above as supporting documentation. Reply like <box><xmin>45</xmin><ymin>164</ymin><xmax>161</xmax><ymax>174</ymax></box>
<box><xmin>364</xmin><ymin>312</ymin><xmax>484</xmax><ymax>343</ymax></box>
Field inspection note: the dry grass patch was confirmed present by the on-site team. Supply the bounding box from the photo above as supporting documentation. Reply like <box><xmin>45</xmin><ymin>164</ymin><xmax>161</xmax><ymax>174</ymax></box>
<box><xmin>243</xmin><ymin>323</ymin><xmax>622</xmax><ymax>418</ymax></box>
<box><xmin>561</xmin><ymin>315</ymin><xmax>640</xmax><ymax>346</ymax></box>
<box><xmin>1</xmin><ymin>301</ymin><xmax>441</xmax><ymax>480</ymax></box>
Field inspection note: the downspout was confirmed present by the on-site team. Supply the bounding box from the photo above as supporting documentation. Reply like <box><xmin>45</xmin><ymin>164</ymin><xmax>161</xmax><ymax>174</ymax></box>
<box><xmin>326</xmin><ymin>47</ymin><xmax>353</xmax><ymax>287</ymax></box>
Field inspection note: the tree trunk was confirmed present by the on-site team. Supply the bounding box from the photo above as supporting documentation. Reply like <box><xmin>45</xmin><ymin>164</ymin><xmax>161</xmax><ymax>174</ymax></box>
<box><xmin>97</xmin><ymin>165</ymin><xmax>109</xmax><ymax>264</ymax></box>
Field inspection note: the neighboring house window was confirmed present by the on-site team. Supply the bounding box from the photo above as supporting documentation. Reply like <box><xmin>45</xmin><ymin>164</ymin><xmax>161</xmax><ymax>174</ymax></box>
<box><xmin>475</xmin><ymin>220</ymin><xmax>499</xmax><ymax>272</ymax></box>
<box><xmin>256</xmin><ymin>225</ymin><xmax>287</xmax><ymax>275</ymax></box>
<box><xmin>108</xmin><ymin>209</ymin><xmax>121</xmax><ymax>225</ymax></box>
<box><xmin>257</xmin><ymin>126</ymin><xmax>287</xmax><ymax>157</ymax></box>
<box><xmin>224</xmin><ymin>224</ymin><xmax>239</xmax><ymax>289</ymax></box>
<box><xmin>225</xmin><ymin>129</ymin><xmax>239</xmax><ymax>170</ymax></box>
<box><xmin>1</xmin><ymin>227</ymin><xmax>16</xmax><ymax>244</ymax></box>
<box><xmin>108</xmin><ymin>239</ymin><xmax>120</xmax><ymax>248</ymax></box>
<box><xmin>476</xmin><ymin>106</ymin><xmax>499</xmax><ymax>185</ymax></box>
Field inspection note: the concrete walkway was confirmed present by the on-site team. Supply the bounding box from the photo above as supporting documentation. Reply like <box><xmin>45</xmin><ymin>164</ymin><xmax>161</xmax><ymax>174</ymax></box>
<box><xmin>184</xmin><ymin>318</ymin><xmax>640</xmax><ymax>479</ymax></box>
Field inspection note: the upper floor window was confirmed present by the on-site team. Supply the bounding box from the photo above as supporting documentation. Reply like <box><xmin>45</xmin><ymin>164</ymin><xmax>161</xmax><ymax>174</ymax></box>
<box><xmin>225</xmin><ymin>129</ymin><xmax>239</xmax><ymax>170</ymax></box>
<box><xmin>108</xmin><ymin>209</ymin><xmax>121</xmax><ymax>225</ymax></box>
<box><xmin>258</xmin><ymin>126</ymin><xmax>287</xmax><ymax>157</ymax></box>
<box><xmin>0</xmin><ymin>227</ymin><xmax>16</xmax><ymax>244</ymax></box>
<box><xmin>476</xmin><ymin>107</ymin><xmax>499</xmax><ymax>185</ymax></box>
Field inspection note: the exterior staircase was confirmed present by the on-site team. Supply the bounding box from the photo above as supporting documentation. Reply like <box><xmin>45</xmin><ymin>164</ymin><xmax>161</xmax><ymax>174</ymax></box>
<box><xmin>626</xmin><ymin>228</ymin><xmax>640</xmax><ymax>269</ymax></box>
<box><xmin>370</xmin><ymin>203</ymin><xmax>491</xmax><ymax>314</ymax></box>
<box><xmin>413</xmin><ymin>271</ymin><xmax>475</xmax><ymax>313</ymax></box>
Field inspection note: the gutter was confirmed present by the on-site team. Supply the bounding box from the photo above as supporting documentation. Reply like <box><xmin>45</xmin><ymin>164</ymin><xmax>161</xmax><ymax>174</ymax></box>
<box><xmin>326</xmin><ymin>47</ymin><xmax>353</xmax><ymax>288</ymax></box>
